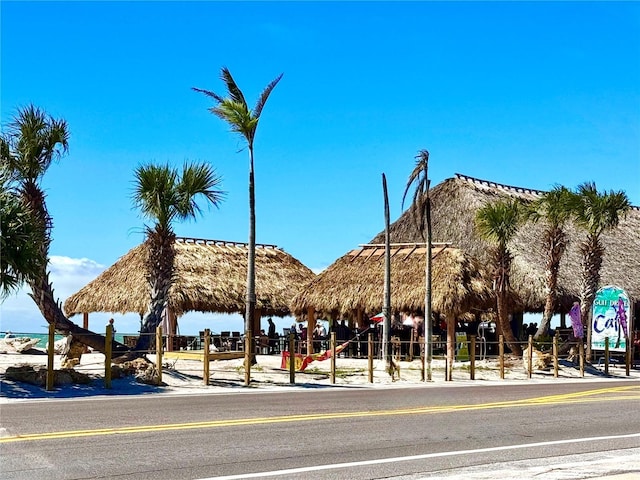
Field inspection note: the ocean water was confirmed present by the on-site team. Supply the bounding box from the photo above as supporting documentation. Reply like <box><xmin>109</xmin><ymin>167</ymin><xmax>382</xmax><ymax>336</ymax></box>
<box><xmin>1</xmin><ymin>331</ymin><xmax>127</xmax><ymax>348</ymax></box>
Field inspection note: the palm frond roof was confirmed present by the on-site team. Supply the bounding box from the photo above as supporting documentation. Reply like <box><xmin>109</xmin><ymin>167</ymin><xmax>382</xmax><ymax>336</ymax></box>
<box><xmin>64</xmin><ymin>237</ymin><xmax>315</xmax><ymax>318</ymax></box>
<box><xmin>290</xmin><ymin>243</ymin><xmax>493</xmax><ymax>318</ymax></box>
<box><xmin>371</xmin><ymin>173</ymin><xmax>640</xmax><ymax>310</ymax></box>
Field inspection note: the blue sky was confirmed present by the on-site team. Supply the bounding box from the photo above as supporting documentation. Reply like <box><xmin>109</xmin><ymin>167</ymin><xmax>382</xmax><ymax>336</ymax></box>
<box><xmin>2</xmin><ymin>1</ymin><xmax>639</xmax><ymax>336</ymax></box>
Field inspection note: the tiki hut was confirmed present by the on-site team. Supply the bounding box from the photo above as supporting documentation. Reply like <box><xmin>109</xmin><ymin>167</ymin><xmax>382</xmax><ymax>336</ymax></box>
<box><xmin>371</xmin><ymin>173</ymin><xmax>640</xmax><ymax>315</ymax></box>
<box><xmin>291</xmin><ymin>244</ymin><xmax>491</xmax><ymax>319</ymax></box>
<box><xmin>290</xmin><ymin>243</ymin><xmax>493</xmax><ymax>357</ymax></box>
<box><xmin>64</xmin><ymin>237</ymin><xmax>315</xmax><ymax>336</ymax></box>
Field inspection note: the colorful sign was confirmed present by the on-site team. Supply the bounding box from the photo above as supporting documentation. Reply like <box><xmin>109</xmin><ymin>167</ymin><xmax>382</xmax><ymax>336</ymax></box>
<box><xmin>591</xmin><ymin>286</ymin><xmax>632</xmax><ymax>352</ymax></box>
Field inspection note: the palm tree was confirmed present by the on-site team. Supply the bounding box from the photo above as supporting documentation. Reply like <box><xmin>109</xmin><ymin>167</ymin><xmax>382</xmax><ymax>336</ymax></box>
<box><xmin>0</xmin><ymin>105</ymin><xmax>123</xmax><ymax>353</ymax></box>
<box><xmin>401</xmin><ymin>150</ymin><xmax>433</xmax><ymax>380</ymax></box>
<box><xmin>382</xmin><ymin>173</ymin><xmax>392</xmax><ymax>375</ymax></box>
<box><xmin>475</xmin><ymin>198</ymin><xmax>523</xmax><ymax>356</ymax></box>
<box><xmin>193</xmin><ymin>67</ymin><xmax>282</xmax><ymax>382</ymax></box>
<box><xmin>0</xmin><ymin>166</ymin><xmax>45</xmax><ymax>299</ymax></box>
<box><xmin>570</xmin><ymin>182</ymin><xmax>630</xmax><ymax>360</ymax></box>
<box><xmin>525</xmin><ymin>186</ymin><xmax>574</xmax><ymax>339</ymax></box>
<box><xmin>132</xmin><ymin>162</ymin><xmax>224</xmax><ymax>353</ymax></box>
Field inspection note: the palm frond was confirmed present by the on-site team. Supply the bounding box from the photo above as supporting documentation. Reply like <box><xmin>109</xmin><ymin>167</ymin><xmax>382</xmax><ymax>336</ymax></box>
<box><xmin>253</xmin><ymin>73</ymin><xmax>283</xmax><ymax>120</ymax></box>
<box><xmin>475</xmin><ymin>198</ymin><xmax>522</xmax><ymax>247</ymax></box>
<box><xmin>401</xmin><ymin>150</ymin><xmax>430</xmax><ymax>236</ymax></box>
<box><xmin>573</xmin><ymin>182</ymin><xmax>631</xmax><ymax>236</ymax></box>
<box><xmin>220</xmin><ymin>67</ymin><xmax>248</xmax><ymax>107</ymax></box>
<box><xmin>192</xmin><ymin>87</ymin><xmax>225</xmax><ymax>104</ymax></box>
<box><xmin>176</xmin><ymin>162</ymin><xmax>225</xmax><ymax>219</ymax></box>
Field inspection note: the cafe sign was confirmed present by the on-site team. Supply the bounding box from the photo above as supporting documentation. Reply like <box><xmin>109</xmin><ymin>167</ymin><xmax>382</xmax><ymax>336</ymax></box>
<box><xmin>591</xmin><ymin>286</ymin><xmax>632</xmax><ymax>353</ymax></box>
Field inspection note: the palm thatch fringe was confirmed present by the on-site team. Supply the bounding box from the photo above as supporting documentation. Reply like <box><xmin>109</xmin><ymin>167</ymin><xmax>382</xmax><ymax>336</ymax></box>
<box><xmin>63</xmin><ymin>237</ymin><xmax>315</xmax><ymax>317</ymax></box>
<box><xmin>371</xmin><ymin>173</ymin><xmax>640</xmax><ymax>311</ymax></box>
<box><xmin>290</xmin><ymin>244</ymin><xmax>493</xmax><ymax>319</ymax></box>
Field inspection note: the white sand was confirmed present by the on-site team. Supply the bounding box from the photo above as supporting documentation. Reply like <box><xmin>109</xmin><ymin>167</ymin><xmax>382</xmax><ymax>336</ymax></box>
<box><xmin>1</xmin><ymin>347</ymin><xmax>637</xmax><ymax>402</ymax></box>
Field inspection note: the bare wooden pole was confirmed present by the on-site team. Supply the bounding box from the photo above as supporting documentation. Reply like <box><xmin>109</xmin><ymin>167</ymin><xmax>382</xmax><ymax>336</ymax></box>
<box><xmin>625</xmin><ymin>336</ymin><xmax>630</xmax><ymax>377</ymax></box>
<box><xmin>604</xmin><ymin>336</ymin><xmax>609</xmax><ymax>375</ymax></box>
<box><xmin>499</xmin><ymin>334</ymin><xmax>505</xmax><ymax>380</ymax></box>
<box><xmin>527</xmin><ymin>335</ymin><xmax>533</xmax><ymax>379</ymax></box>
<box><xmin>368</xmin><ymin>333</ymin><xmax>373</xmax><ymax>383</ymax></box>
<box><xmin>470</xmin><ymin>336</ymin><xmax>476</xmax><ymax>381</ymax></box>
<box><xmin>330</xmin><ymin>332</ymin><xmax>336</xmax><ymax>384</ymax></box>
<box><xmin>553</xmin><ymin>333</ymin><xmax>559</xmax><ymax>378</ymax></box>
<box><xmin>244</xmin><ymin>329</ymin><xmax>252</xmax><ymax>385</ymax></box>
<box><xmin>289</xmin><ymin>333</ymin><xmax>295</xmax><ymax>384</ymax></box>
<box><xmin>105</xmin><ymin>323</ymin><xmax>113</xmax><ymax>389</ymax></box>
<box><xmin>46</xmin><ymin>323</ymin><xmax>55</xmax><ymax>391</ymax></box>
<box><xmin>203</xmin><ymin>328</ymin><xmax>210</xmax><ymax>386</ymax></box>
<box><xmin>579</xmin><ymin>340</ymin><xmax>585</xmax><ymax>377</ymax></box>
<box><xmin>156</xmin><ymin>326</ymin><xmax>163</xmax><ymax>385</ymax></box>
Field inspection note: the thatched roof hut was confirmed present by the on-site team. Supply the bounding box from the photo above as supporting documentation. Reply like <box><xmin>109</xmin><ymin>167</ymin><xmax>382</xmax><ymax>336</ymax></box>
<box><xmin>290</xmin><ymin>243</ymin><xmax>492</xmax><ymax>319</ymax></box>
<box><xmin>371</xmin><ymin>173</ymin><xmax>640</xmax><ymax>312</ymax></box>
<box><xmin>64</xmin><ymin>237</ymin><xmax>315</xmax><ymax>319</ymax></box>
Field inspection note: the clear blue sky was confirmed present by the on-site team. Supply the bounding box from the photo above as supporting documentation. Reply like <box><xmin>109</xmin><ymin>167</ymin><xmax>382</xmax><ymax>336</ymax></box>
<box><xmin>2</xmin><ymin>1</ymin><xmax>639</xmax><ymax>335</ymax></box>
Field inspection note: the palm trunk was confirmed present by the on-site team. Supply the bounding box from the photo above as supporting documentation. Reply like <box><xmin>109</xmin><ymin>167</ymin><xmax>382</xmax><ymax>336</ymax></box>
<box><xmin>425</xmin><ymin>189</ymin><xmax>433</xmax><ymax>381</ymax></box>
<box><xmin>579</xmin><ymin>235</ymin><xmax>604</xmax><ymax>361</ymax></box>
<box><xmin>25</xmin><ymin>182</ymin><xmax>126</xmax><ymax>355</ymax></box>
<box><xmin>446</xmin><ymin>314</ymin><xmax>454</xmax><ymax>381</ymax></box>
<box><xmin>382</xmin><ymin>174</ymin><xmax>391</xmax><ymax>374</ymax></box>
<box><xmin>245</xmin><ymin>146</ymin><xmax>257</xmax><ymax>382</ymax></box>
<box><xmin>495</xmin><ymin>247</ymin><xmax>522</xmax><ymax>356</ymax></box>
<box><xmin>132</xmin><ymin>232</ymin><xmax>176</xmax><ymax>355</ymax></box>
<box><xmin>29</xmin><ymin>274</ymin><xmax>128</xmax><ymax>354</ymax></box>
<box><xmin>535</xmin><ymin>228</ymin><xmax>566</xmax><ymax>339</ymax></box>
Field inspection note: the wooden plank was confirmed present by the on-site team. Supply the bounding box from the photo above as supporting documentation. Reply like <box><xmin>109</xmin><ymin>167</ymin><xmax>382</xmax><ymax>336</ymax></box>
<box><xmin>163</xmin><ymin>350</ymin><xmax>245</xmax><ymax>362</ymax></box>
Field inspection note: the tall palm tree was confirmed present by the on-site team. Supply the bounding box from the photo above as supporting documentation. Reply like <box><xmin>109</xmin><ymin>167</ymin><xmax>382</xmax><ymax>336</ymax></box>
<box><xmin>382</xmin><ymin>173</ymin><xmax>392</xmax><ymax>375</ymax></box>
<box><xmin>401</xmin><ymin>150</ymin><xmax>433</xmax><ymax>380</ymax></box>
<box><xmin>0</xmin><ymin>166</ymin><xmax>45</xmax><ymax>299</ymax></box>
<box><xmin>132</xmin><ymin>162</ymin><xmax>224</xmax><ymax>353</ymax></box>
<box><xmin>570</xmin><ymin>182</ymin><xmax>630</xmax><ymax>360</ymax></box>
<box><xmin>526</xmin><ymin>186</ymin><xmax>574</xmax><ymax>339</ymax></box>
<box><xmin>475</xmin><ymin>198</ymin><xmax>523</xmax><ymax>356</ymax></box>
<box><xmin>0</xmin><ymin>105</ymin><xmax>123</xmax><ymax>353</ymax></box>
<box><xmin>193</xmin><ymin>67</ymin><xmax>282</xmax><ymax>382</ymax></box>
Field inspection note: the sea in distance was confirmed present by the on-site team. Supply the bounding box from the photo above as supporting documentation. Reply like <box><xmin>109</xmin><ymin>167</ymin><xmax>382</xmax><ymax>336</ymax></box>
<box><xmin>1</xmin><ymin>331</ymin><xmax>127</xmax><ymax>348</ymax></box>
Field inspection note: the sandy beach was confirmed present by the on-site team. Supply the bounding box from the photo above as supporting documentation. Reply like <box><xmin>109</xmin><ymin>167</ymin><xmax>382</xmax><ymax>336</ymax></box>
<box><xmin>1</xmin><ymin>345</ymin><xmax>638</xmax><ymax>403</ymax></box>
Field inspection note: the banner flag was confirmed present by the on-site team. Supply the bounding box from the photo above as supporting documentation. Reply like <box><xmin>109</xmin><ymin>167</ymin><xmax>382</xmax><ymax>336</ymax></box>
<box><xmin>280</xmin><ymin>341</ymin><xmax>350</xmax><ymax>371</ymax></box>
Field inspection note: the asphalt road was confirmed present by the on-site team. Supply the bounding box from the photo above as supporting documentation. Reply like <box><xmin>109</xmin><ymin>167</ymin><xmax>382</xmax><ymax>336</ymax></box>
<box><xmin>1</xmin><ymin>381</ymin><xmax>639</xmax><ymax>480</ymax></box>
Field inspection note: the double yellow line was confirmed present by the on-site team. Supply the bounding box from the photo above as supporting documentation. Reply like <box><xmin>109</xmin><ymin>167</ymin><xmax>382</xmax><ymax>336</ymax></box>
<box><xmin>2</xmin><ymin>386</ymin><xmax>638</xmax><ymax>444</ymax></box>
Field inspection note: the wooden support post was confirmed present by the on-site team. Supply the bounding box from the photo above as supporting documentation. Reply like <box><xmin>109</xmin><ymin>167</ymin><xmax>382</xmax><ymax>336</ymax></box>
<box><xmin>83</xmin><ymin>312</ymin><xmax>89</xmax><ymax>330</ymax></box>
<box><xmin>105</xmin><ymin>323</ymin><xmax>113</xmax><ymax>389</ymax></box>
<box><xmin>499</xmin><ymin>334</ymin><xmax>505</xmax><ymax>380</ymax></box>
<box><xmin>604</xmin><ymin>336</ymin><xmax>609</xmax><ymax>375</ymax></box>
<box><xmin>420</xmin><ymin>336</ymin><xmax>426</xmax><ymax>382</ymax></box>
<box><xmin>307</xmin><ymin>307</ymin><xmax>315</xmax><ymax>356</ymax></box>
<box><xmin>244</xmin><ymin>329</ymin><xmax>252</xmax><ymax>386</ymax></box>
<box><xmin>368</xmin><ymin>333</ymin><xmax>373</xmax><ymax>383</ymax></box>
<box><xmin>553</xmin><ymin>333</ymin><xmax>559</xmax><ymax>378</ymax></box>
<box><xmin>46</xmin><ymin>323</ymin><xmax>55</xmax><ymax>391</ymax></box>
<box><xmin>470</xmin><ymin>335</ymin><xmax>476</xmax><ymax>381</ymax></box>
<box><xmin>156</xmin><ymin>326</ymin><xmax>163</xmax><ymax>385</ymax></box>
<box><xmin>330</xmin><ymin>331</ymin><xmax>336</xmax><ymax>384</ymax></box>
<box><xmin>203</xmin><ymin>328</ymin><xmax>210</xmax><ymax>386</ymax></box>
<box><xmin>625</xmin><ymin>336</ymin><xmax>630</xmax><ymax>377</ymax></box>
<box><xmin>289</xmin><ymin>333</ymin><xmax>295</xmax><ymax>384</ymax></box>
<box><xmin>579</xmin><ymin>340</ymin><xmax>585</xmax><ymax>377</ymax></box>
<box><xmin>527</xmin><ymin>335</ymin><xmax>533</xmax><ymax>379</ymax></box>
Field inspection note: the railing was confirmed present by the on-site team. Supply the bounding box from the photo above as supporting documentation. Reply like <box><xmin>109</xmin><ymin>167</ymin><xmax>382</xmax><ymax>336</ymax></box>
<box><xmin>25</xmin><ymin>326</ymin><xmax>638</xmax><ymax>393</ymax></box>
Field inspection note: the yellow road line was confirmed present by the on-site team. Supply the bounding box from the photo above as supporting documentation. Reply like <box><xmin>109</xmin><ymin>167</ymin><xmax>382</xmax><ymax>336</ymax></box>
<box><xmin>2</xmin><ymin>386</ymin><xmax>638</xmax><ymax>444</ymax></box>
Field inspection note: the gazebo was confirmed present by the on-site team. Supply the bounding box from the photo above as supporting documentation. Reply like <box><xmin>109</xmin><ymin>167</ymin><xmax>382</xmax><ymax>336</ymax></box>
<box><xmin>64</xmin><ymin>237</ymin><xmax>315</xmax><ymax>346</ymax></box>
